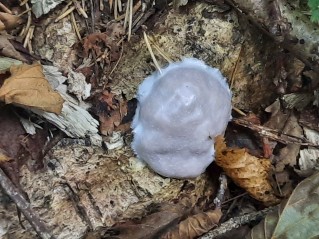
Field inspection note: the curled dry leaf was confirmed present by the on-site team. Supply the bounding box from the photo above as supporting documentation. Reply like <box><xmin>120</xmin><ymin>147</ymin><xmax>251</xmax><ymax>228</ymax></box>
<box><xmin>162</xmin><ymin>208</ymin><xmax>222</xmax><ymax>239</ymax></box>
<box><xmin>0</xmin><ymin>63</ymin><xmax>64</xmax><ymax>114</ymax></box>
<box><xmin>245</xmin><ymin>171</ymin><xmax>319</xmax><ymax>239</ymax></box>
<box><xmin>215</xmin><ymin>136</ymin><xmax>280</xmax><ymax>206</ymax></box>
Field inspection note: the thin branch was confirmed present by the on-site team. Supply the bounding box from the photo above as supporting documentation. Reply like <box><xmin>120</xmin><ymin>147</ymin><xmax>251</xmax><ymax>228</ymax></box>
<box><xmin>199</xmin><ymin>207</ymin><xmax>275</xmax><ymax>239</ymax></box>
<box><xmin>0</xmin><ymin>167</ymin><xmax>55</xmax><ymax>239</ymax></box>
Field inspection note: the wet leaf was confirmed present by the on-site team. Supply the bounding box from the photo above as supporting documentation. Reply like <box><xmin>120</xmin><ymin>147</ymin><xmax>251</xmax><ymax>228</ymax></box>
<box><xmin>0</xmin><ymin>63</ymin><xmax>64</xmax><ymax>114</ymax></box>
<box><xmin>162</xmin><ymin>208</ymin><xmax>222</xmax><ymax>239</ymax></box>
<box><xmin>215</xmin><ymin>136</ymin><xmax>280</xmax><ymax>206</ymax></box>
<box><xmin>246</xmin><ymin>171</ymin><xmax>319</xmax><ymax>239</ymax></box>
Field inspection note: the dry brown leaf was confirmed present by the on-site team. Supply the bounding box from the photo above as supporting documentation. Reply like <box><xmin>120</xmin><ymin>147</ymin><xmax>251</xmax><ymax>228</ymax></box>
<box><xmin>0</xmin><ymin>12</ymin><xmax>23</xmax><ymax>30</ymax></box>
<box><xmin>0</xmin><ymin>148</ymin><xmax>11</xmax><ymax>162</ymax></box>
<box><xmin>162</xmin><ymin>208</ymin><xmax>222</xmax><ymax>239</ymax></box>
<box><xmin>0</xmin><ymin>35</ymin><xmax>29</xmax><ymax>62</ymax></box>
<box><xmin>96</xmin><ymin>91</ymin><xmax>128</xmax><ymax>135</ymax></box>
<box><xmin>0</xmin><ymin>63</ymin><xmax>64</xmax><ymax>114</ymax></box>
<box><xmin>215</xmin><ymin>136</ymin><xmax>280</xmax><ymax>206</ymax></box>
<box><xmin>96</xmin><ymin>202</ymin><xmax>190</xmax><ymax>239</ymax></box>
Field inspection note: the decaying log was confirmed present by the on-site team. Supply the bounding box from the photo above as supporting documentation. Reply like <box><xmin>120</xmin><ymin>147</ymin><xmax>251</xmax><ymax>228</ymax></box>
<box><xmin>225</xmin><ymin>0</ymin><xmax>319</xmax><ymax>72</ymax></box>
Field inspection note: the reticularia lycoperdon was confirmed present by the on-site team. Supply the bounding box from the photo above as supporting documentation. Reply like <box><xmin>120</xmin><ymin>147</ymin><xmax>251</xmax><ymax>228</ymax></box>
<box><xmin>132</xmin><ymin>58</ymin><xmax>232</xmax><ymax>178</ymax></box>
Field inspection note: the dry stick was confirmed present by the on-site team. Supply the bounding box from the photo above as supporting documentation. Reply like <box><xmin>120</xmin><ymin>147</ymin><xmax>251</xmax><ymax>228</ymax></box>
<box><xmin>199</xmin><ymin>207</ymin><xmax>275</xmax><ymax>239</ymax></box>
<box><xmin>123</xmin><ymin>0</ymin><xmax>130</xmax><ymax>29</ymax></box>
<box><xmin>149</xmin><ymin>36</ymin><xmax>173</xmax><ymax>63</ymax></box>
<box><xmin>109</xmin><ymin>0</ymin><xmax>113</xmax><ymax>10</ymax></box>
<box><xmin>128</xmin><ymin>0</ymin><xmax>133</xmax><ymax>41</ymax></box>
<box><xmin>72</xmin><ymin>0</ymin><xmax>88</xmax><ymax>18</ymax></box>
<box><xmin>100</xmin><ymin>0</ymin><xmax>104</xmax><ymax>10</ymax></box>
<box><xmin>114</xmin><ymin>0</ymin><xmax>118</xmax><ymax>19</ymax></box>
<box><xmin>118</xmin><ymin>0</ymin><xmax>122</xmax><ymax>12</ymax></box>
<box><xmin>232</xmin><ymin>118</ymin><xmax>319</xmax><ymax>147</ymax></box>
<box><xmin>143</xmin><ymin>31</ymin><xmax>162</xmax><ymax>73</ymax></box>
<box><xmin>0</xmin><ymin>2</ymin><xmax>12</xmax><ymax>14</ymax></box>
<box><xmin>20</xmin><ymin>3</ymin><xmax>31</xmax><ymax>38</ymax></box>
<box><xmin>20</xmin><ymin>0</ymin><xmax>29</xmax><ymax>6</ymax></box>
<box><xmin>117</xmin><ymin>0</ymin><xmax>141</xmax><ymax>21</ymax></box>
<box><xmin>0</xmin><ymin>167</ymin><xmax>55</xmax><ymax>239</ymax></box>
<box><xmin>71</xmin><ymin>12</ymin><xmax>82</xmax><ymax>41</ymax></box>
<box><xmin>55</xmin><ymin>6</ymin><xmax>76</xmax><ymax>22</ymax></box>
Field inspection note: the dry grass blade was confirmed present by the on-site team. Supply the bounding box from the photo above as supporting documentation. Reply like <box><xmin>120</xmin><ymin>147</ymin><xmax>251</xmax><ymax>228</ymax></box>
<box><xmin>71</xmin><ymin>12</ymin><xmax>81</xmax><ymax>41</ymax></box>
<box><xmin>72</xmin><ymin>0</ymin><xmax>88</xmax><ymax>18</ymax></box>
<box><xmin>148</xmin><ymin>36</ymin><xmax>174</xmax><ymax>63</ymax></box>
<box><xmin>109</xmin><ymin>0</ymin><xmax>114</xmax><ymax>10</ymax></box>
<box><xmin>55</xmin><ymin>6</ymin><xmax>76</xmax><ymax>22</ymax></box>
<box><xmin>143</xmin><ymin>31</ymin><xmax>162</xmax><ymax>73</ymax></box>
<box><xmin>128</xmin><ymin>0</ymin><xmax>133</xmax><ymax>40</ymax></box>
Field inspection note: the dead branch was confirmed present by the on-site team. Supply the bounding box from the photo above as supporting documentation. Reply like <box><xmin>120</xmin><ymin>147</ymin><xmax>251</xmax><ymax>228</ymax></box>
<box><xmin>199</xmin><ymin>206</ymin><xmax>275</xmax><ymax>239</ymax></box>
<box><xmin>0</xmin><ymin>167</ymin><xmax>55</xmax><ymax>239</ymax></box>
<box><xmin>232</xmin><ymin>118</ymin><xmax>319</xmax><ymax>148</ymax></box>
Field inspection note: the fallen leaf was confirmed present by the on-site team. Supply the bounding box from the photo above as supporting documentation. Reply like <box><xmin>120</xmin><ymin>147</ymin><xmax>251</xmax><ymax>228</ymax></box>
<box><xmin>96</xmin><ymin>91</ymin><xmax>128</xmax><ymax>135</ymax></box>
<box><xmin>98</xmin><ymin>202</ymin><xmax>190</xmax><ymax>239</ymax></box>
<box><xmin>83</xmin><ymin>23</ymin><xmax>123</xmax><ymax>63</ymax></box>
<box><xmin>246</xmin><ymin>171</ymin><xmax>319</xmax><ymax>239</ymax></box>
<box><xmin>0</xmin><ymin>35</ymin><xmax>29</xmax><ymax>62</ymax></box>
<box><xmin>0</xmin><ymin>148</ymin><xmax>11</xmax><ymax>163</ymax></box>
<box><xmin>264</xmin><ymin>100</ymin><xmax>302</xmax><ymax>172</ymax></box>
<box><xmin>0</xmin><ymin>12</ymin><xmax>23</xmax><ymax>30</ymax></box>
<box><xmin>0</xmin><ymin>63</ymin><xmax>64</xmax><ymax>114</ymax></box>
<box><xmin>215</xmin><ymin>136</ymin><xmax>280</xmax><ymax>206</ymax></box>
<box><xmin>162</xmin><ymin>208</ymin><xmax>222</xmax><ymax>239</ymax></box>
<box><xmin>0</xmin><ymin>106</ymin><xmax>46</xmax><ymax>185</ymax></box>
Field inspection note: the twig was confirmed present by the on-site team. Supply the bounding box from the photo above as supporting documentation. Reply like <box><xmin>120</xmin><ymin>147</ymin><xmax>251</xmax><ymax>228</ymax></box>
<box><xmin>214</xmin><ymin>173</ymin><xmax>227</xmax><ymax>209</ymax></box>
<box><xmin>100</xmin><ymin>0</ymin><xmax>104</xmax><ymax>10</ymax></box>
<box><xmin>128</xmin><ymin>0</ymin><xmax>133</xmax><ymax>40</ymax></box>
<box><xmin>0</xmin><ymin>167</ymin><xmax>55</xmax><ymax>239</ymax></box>
<box><xmin>117</xmin><ymin>0</ymin><xmax>141</xmax><ymax>21</ymax></box>
<box><xmin>118</xmin><ymin>0</ymin><xmax>122</xmax><ymax>12</ymax></box>
<box><xmin>72</xmin><ymin>0</ymin><xmax>88</xmax><ymax>18</ymax></box>
<box><xmin>199</xmin><ymin>207</ymin><xmax>275</xmax><ymax>239</ymax></box>
<box><xmin>114</xmin><ymin>0</ymin><xmax>118</xmax><ymax>19</ymax></box>
<box><xmin>55</xmin><ymin>6</ymin><xmax>76</xmax><ymax>22</ymax></box>
<box><xmin>0</xmin><ymin>2</ymin><xmax>12</xmax><ymax>14</ymax></box>
<box><xmin>143</xmin><ymin>31</ymin><xmax>162</xmax><ymax>73</ymax></box>
<box><xmin>232</xmin><ymin>118</ymin><xmax>319</xmax><ymax>147</ymax></box>
<box><xmin>71</xmin><ymin>12</ymin><xmax>82</xmax><ymax>41</ymax></box>
<box><xmin>149</xmin><ymin>35</ymin><xmax>173</xmax><ymax>63</ymax></box>
<box><xmin>107</xmin><ymin>42</ymin><xmax>124</xmax><ymax>79</ymax></box>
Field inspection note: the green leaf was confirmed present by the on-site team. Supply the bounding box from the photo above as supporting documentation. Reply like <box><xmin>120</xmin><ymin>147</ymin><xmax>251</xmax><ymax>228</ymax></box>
<box><xmin>246</xmin><ymin>171</ymin><xmax>319</xmax><ymax>239</ymax></box>
<box><xmin>308</xmin><ymin>0</ymin><xmax>319</xmax><ymax>9</ymax></box>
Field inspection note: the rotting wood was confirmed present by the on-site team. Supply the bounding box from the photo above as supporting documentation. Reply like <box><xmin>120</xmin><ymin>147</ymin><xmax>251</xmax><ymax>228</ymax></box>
<box><xmin>224</xmin><ymin>0</ymin><xmax>319</xmax><ymax>73</ymax></box>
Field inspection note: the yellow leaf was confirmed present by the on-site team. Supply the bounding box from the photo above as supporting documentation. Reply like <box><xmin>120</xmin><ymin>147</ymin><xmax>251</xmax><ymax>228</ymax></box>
<box><xmin>215</xmin><ymin>136</ymin><xmax>280</xmax><ymax>206</ymax></box>
<box><xmin>0</xmin><ymin>63</ymin><xmax>64</xmax><ymax>114</ymax></box>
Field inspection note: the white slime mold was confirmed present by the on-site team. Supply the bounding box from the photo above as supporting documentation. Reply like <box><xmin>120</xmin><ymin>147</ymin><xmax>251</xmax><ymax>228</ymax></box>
<box><xmin>132</xmin><ymin>58</ymin><xmax>232</xmax><ymax>178</ymax></box>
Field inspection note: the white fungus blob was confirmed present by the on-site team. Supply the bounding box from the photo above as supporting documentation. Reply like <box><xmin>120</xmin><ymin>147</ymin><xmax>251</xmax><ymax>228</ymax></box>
<box><xmin>132</xmin><ymin>58</ymin><xmax>232</xmax><ymax>178</ymax></box>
